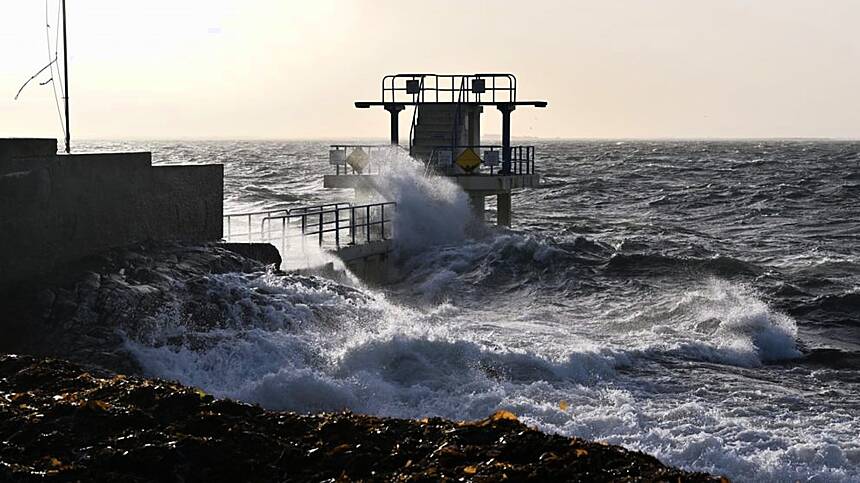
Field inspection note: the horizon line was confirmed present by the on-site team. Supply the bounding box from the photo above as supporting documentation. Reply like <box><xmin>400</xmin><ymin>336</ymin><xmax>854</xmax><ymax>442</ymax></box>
<box><xmin>64</xmin><ymin>135</ymin><xmax>860</xmax><ymax>143</ymax></box>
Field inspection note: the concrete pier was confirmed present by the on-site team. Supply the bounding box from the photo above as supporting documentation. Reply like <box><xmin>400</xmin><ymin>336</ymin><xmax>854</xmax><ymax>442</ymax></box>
<box><xmin>497</xmin><ymin>193</ymin><xmax>512</xmax><ymax>227</ymax></box>
<box><xmin>469</xmin><ymin>192</ymin><xmax>486</xmax><ymax>220</ymax></box>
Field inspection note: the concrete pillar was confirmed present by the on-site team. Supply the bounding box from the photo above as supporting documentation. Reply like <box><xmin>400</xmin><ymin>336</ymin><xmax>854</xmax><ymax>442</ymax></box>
<box><xmin>468</xmin><ymin>192</ymin><xmax>485</xmax><ymax>222</ymax></box>
<box><xmin>497</xmin><ymin>104</ymin><xmax>516</xmax><ymax>174</ymax></box>
<box><xmin>384</xmin><ymin>104</ymin><xmax>405</xmax><ymax>145</ymax></box>
<box><xmin>497</xmin><ymin>192</ymin><xmax>512</xmax><ymax>227</ymax></box>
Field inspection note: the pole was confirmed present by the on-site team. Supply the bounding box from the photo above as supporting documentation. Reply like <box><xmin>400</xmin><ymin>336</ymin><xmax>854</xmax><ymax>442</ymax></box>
<box><xmin>384</xmin><ymin>104</ymin><xmax>404</xmax><ymax>145</ymax></box>
<box><xmin>498</xmin><ymin>104</ymin><xmax>515</xmax><ymax>174</ymax></box>
<box><xmin>62</xmin><ymin>0</ymin><xmax>70</xmax><ymax>154</ymax></box>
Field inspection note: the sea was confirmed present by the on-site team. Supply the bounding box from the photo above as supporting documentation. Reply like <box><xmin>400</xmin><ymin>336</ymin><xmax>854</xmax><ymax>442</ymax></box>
<box><xmin>79</xmin><ymin>139</ymin><xmax>860</xmax><ymax>481</ymax></box>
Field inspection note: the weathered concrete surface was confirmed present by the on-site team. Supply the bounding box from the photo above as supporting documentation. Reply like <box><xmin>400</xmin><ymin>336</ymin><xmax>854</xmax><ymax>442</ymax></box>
<box><xmin>0</xmin><ymin>138</ymin><xmax>56</xmax><ymax>174</ymax></box>
<box><xmin>0</xmin><ymin>139</ymin><xmax>223</xmax><ymax>286</ymax></box>
<box><xmin>333</xmin><ymin>240</ymin><xmax>397</xmax><ymax>285</ymax></box>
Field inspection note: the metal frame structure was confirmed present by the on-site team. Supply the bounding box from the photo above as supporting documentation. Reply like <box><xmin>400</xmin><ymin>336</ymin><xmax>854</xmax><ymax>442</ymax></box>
<box><xmin>427</xmin><ymin>145</ymin><xmax>535</xmax><ymax>175</ymax></box>
<box><xmin>328</xmin><ymin>144</ymin><xmax>407</xmax><ymax>175</ymax></box>
<box><xmin>380</xmin><ymin>73</ymin><xmax>517</xmax><ymax>105</ymax></box>
<box><xmin>223</xmin><ymin>203</ymin><xmax>351</xmax><ymax>242</ymax></box>
<box><xmin>223</xmin><ymin>202</ymin><xmax>395</xmax><ymax>256</ymax></box>
<box><xmin>353</xmin><ymin>73</ymin><xmax>546</xmax><ymax>175</ymax></box>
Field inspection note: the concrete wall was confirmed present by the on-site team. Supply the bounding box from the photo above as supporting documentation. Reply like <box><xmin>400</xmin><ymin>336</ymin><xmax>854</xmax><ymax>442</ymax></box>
<box><xmin>335</xmin><ymin>240</ymin><xmax>398</xmax><ymax>285</ymax></box>
<box><xmin>0</xmin><ymin>139</ymin><xmax>223</xmax><ymax>286</ymax></box>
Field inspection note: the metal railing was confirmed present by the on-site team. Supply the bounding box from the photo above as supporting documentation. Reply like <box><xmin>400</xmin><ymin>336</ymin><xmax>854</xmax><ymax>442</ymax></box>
<box><xmin>427</xmin><ymin>145</ymin><xmax>536</xmax><ymax>175</ymax></box>
<box><xmin>408</xmin><ymin>77</ymin><xmax>425</xmax><ymax>151</ymax></box>
<box><xmin>382</xmin><ymin>73</ymin><xmax>517</xmax><ymax>104</ymax></box>
<box><xmin>223</xmin><ymin>203</ymin><xmax>351</xmax><ymax>242</ymax></box>
<box><xmin>329</xmin><ymin>144</ymin><xmax>407</xmax><ymax>175</ymax></box>
<box><xmin>260</xmin><ymin>201</ymin><xmax>395</xmax><ymax>255</ymax></box>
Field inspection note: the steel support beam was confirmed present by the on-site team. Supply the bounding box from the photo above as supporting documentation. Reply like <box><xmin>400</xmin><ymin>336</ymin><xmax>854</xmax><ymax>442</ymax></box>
<box><xmin>384</xmin><ymin>104</ymin><xmax>405</xmax><ymax>145</ymax></box>
<box><xmin>497</xmin><ymin>104</ymin><xmax>516</xmax><ymax>174</ymax></box>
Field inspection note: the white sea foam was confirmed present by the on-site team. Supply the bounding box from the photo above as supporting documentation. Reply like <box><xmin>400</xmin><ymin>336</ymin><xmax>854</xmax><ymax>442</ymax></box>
<box><xmin>123</xmin><ymin>268</ymin><xmax>858</xmax><ymax>481</ymax></box>
<box><xmin>363</xmin><ymin>149</ymin><xmax>474</xmax><ymax>254</ymax></box>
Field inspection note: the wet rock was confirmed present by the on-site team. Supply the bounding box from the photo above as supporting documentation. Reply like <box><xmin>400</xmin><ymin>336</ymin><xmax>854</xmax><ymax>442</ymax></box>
<box><xmin>0</xmin><ymin>241</ymin><xmax>268</xmax><ymax>372</ymax></box>
<box><xmin>0</xmin><ymin>355</ymin><xmax>725</xmax><ymax>482</ymax></box>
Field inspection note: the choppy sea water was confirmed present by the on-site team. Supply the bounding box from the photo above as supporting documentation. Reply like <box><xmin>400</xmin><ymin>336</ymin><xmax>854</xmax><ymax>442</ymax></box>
<box><xmin>80</xmin><ymin>140</ymin><xmax>860</xmax><ymax>481</ymax></box>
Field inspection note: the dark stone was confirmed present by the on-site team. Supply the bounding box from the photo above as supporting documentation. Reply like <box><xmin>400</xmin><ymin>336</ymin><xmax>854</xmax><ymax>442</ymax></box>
<box><xmin>219</xmin><ymin>243</ymin><xmax>282</xmax><ymax>270</ymax></box>
<box><xmin>0</xmin><ymin>354</ymin><xmax>725</xmax><ymax>482</ymax></box>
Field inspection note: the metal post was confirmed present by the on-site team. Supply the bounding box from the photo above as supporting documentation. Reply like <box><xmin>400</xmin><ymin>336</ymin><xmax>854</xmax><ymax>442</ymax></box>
<box><xmin>380</xmin><ymin>204</ymin><xmax>385</xmax><ymax>239</ymax></box>
<box><xmin>384</xmin><ymin>104</ymin><xmax>405</xmax><ymax>145</ymax></box>
<box><xmin>350</xmin><ymin>206</ymin><xmax>356</xmax><ymax>245</ymax></box>
<box><xmin>62</xmin><ymin>0</ymin><xmax>70</xmax><ymax>154</ymax></box>
<box><xmin>498</xmin><ymin>104</ymin><xmax>515</xmax><ymax>174</ymax></box>
<box><xmin>366</xmin><ymin>205</ymin><xmax>371</xmax><ymax>242</ymax></box>
<box><xmin>318</xmin><ymin>213</ymin><xmax>323</xmax><ymax>246</ymax></box>
<box><xmin>517</xmin><ymin>146</ymin><xmax>523</xmax><ymax>174</ymax></box>
<box><xmin>335</xmin><ymin>209</ymin><xmax>340</xmax><ymax>247</ymax></box>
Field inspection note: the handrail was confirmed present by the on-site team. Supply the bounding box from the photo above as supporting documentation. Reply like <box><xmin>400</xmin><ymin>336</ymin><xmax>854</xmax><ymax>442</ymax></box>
<box><xmin>450</xmin><ymin>77</ymin><xmax>467</xmax><ymax>148</ymax></box>
<box><xmin>260</xmin><ymin>201</ymin><xmax>396</xmax><ymax>253</ymax></box>
<box><xmin>223</xmin><ymin>203</ymin><xmax>351</xmax><ymax>242</ymax></box>
<box><xmin>328</xmin><ymin>145</ymin><xmax>407</xmax><ymax>175</ymax></box>
<box><xmin>408</xmin><ymin>77</ymin><xmax>425</xmax><ymax>152</ymax></box>
<box><xmin>427</xmin><ymin>145</ymin><xmax>536</xmax><ymax>175</ymax></box>
<box><xmin>380</xmin><ymin>74</ymin><xmax>517</xmax><ymax>105</ymax></box>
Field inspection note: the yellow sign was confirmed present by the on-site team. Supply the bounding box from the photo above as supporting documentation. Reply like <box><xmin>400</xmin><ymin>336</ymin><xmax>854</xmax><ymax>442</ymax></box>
<box><xmin>346</xmin><ymin>147</ymin><xmax>370</xmax><ymax>173</ymax></box>
<box><xmin>455</xmin><ymin>148</ymin><xmax>481</xmax><ymax>172</ymax></box>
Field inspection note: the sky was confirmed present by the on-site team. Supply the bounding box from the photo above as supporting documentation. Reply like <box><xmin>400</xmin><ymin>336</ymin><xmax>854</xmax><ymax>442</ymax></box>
<box><xmin>1</xmin><ymin>0</ymin><xmax>859</xmax><ymax>140</ymax></box>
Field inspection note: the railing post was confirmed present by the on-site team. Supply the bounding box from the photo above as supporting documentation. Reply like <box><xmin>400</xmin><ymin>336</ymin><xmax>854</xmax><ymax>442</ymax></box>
<box><xmin>350</xmin><ymin>207</ymin><xmax>356</xmax><ymax>245</ymax></box>
<box><xmin>366</xmin><ymin>205</ymin><xmax>371</xmax><ymax>242</ymax></box>
<box><xmin>335</xmin><ymin>209</ymin><xmax>340</xmax><ymax>247</ymax></box>
<box><xmin>518</xmin><ymin>146</ymin><xmax>523</xmax><ymax>174</ymax></box>
<box><xmin>319</xmin><ymin>212</ymin><xmax>324</xmax><ymax>246</ymax></box>
<box><xmin>380</xmin><ymin>204</ymin><xmax>385</xmax><ymax>240</ymax></box>
<box><xmin>227</xmin><ymin>216</ymin><xmax>232</xmax><ymax>240</ymax></box>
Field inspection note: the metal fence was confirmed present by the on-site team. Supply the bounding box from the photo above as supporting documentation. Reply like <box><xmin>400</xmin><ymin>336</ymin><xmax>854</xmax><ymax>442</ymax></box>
<box><xmin>381</xmin><ymin>73</ymin><xmax>517</xmax><ymax>104</ymax></box>
<box><xmin>328</xmin><ymin>144</ymin><xmax>407</xmax><ymax>175</ymax></box>
<box><xmin>223</xmin><ymin>203</ymin><xmax>351</xmax><ymax>243</ymax></box>
<box><xmin>427</xmin><ymin>145</ymin><xmax>535</xmax><ymax>175</ymax></box>
<box><xmin>224</xmin><ymin>202</ymin><xmax>395</xmax><ymax>258</ymax></box>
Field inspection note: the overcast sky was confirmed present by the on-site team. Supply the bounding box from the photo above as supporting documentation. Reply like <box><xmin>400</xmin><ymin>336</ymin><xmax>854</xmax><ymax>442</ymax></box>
<box><xmin>2</xmin><ymin>0</ymin><xmax>859</xmax><ymax>140</ymax></box>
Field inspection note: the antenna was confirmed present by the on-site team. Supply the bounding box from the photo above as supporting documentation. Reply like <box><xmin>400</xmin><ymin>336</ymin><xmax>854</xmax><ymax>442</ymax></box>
<box><xmin>61</xmin><ymin>0</ymin><xmax>70</xmax><ymax>154</ymax></box>
<box><xmin>13</xmin><ymin>0</ymin><xmax>70</xmax><ymax>153</ymax></box>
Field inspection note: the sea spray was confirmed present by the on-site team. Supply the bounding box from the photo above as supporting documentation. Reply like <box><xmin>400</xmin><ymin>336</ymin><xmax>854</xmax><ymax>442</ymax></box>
<box><xmin>368</xmin><ymin>148</ymin><xmax>474</xmax><ymax>255</ymax></box>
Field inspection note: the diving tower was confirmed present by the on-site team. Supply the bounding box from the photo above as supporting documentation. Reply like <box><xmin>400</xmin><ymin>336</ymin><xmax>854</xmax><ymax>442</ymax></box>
<box><xmin>323</xmin><ymin>73</ymin><xmax>547</xmax><ymax>226</ymax></box>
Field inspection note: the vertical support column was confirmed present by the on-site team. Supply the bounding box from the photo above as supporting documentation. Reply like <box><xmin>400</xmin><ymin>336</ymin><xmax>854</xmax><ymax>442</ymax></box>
<box><xmin>497</xmin><ymin>104</ymin><xmax>516</xmax><ymax>175</ymax></box>
<box><xmin>497</xmin><ymin>192</ymin><xmax>512</xmax><ymax>227</ymax></box>
<box><xmin>468</xmin><ymin>192</ymin><xmax>486</xmax><ymax>222</ymax></box>
<box><xmin>468</xmin><ymin>106</ymin><xmax>482</xmax><ymax>147</ymax></box>
<box><xmin>384</xmin><ymin>104</ymin><xmax>405</xmax><ymax>145</ymax></box>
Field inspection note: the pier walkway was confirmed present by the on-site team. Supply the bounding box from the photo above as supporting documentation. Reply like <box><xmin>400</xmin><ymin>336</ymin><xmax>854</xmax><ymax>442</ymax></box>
<box><xmin>222</xmin><ymin>201</ymin><xmax>394</xmax><ymax>270</ymax></box>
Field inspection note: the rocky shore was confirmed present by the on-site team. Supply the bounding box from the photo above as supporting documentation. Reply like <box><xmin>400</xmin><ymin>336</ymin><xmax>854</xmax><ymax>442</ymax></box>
<box><xmin>0</xmin><ymin>242</ymin><xmax>725</xmax><ymax>481</ymax></box>
<box><xmin>0</xmin><ymin>355</ymin><xmax>721</xmax><ymax>482</ymax></box>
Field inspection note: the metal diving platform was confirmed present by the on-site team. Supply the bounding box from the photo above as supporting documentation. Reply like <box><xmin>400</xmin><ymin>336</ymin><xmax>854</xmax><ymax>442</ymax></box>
<box><xmin>323</xmin><ymin>73</ymin><xmax>548</xmax><ymax>227</ymax></box>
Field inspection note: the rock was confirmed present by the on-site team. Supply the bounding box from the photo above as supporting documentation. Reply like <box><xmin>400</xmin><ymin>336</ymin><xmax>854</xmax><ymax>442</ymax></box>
<box><xmin>0</xmin><ymin>354</ymin><xmax>725</xmax><ymax>483</ymax></box>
